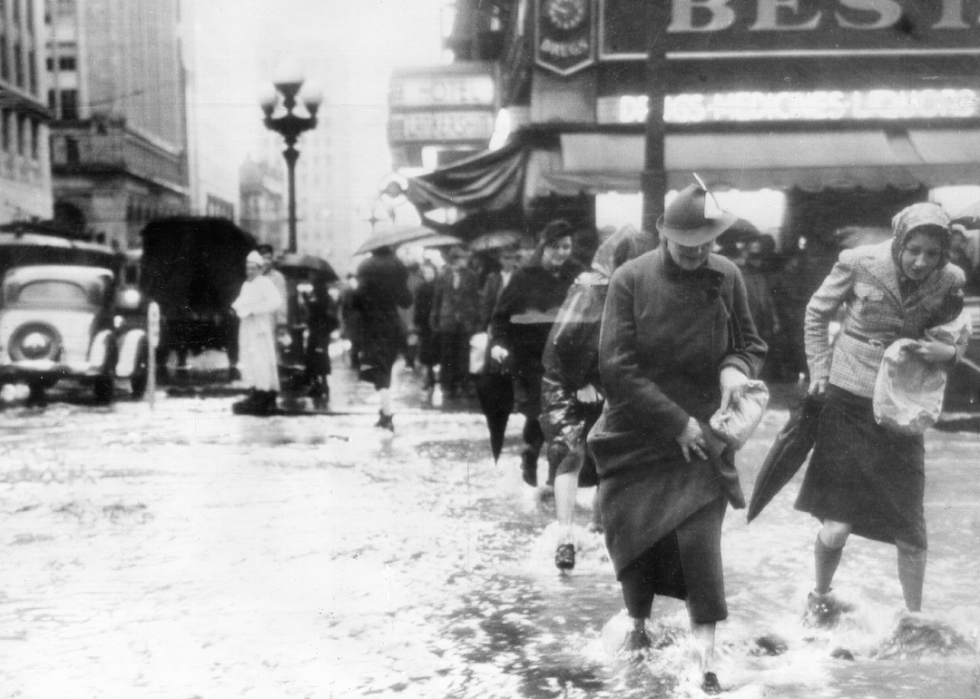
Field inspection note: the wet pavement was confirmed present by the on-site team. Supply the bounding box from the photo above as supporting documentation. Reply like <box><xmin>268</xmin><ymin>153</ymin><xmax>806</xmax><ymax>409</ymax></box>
<box><xmin>1</xmin><ymin>350</ymin><xmax>979</xmax><ymax>698</ymax></box>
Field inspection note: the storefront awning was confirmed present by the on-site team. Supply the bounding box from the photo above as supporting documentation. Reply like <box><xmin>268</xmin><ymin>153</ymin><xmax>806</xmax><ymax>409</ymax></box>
<box><xmin>545</xmin><ymin>129</ymin><xmax>980</xmax><ymax>193</ymax></box>
<box><xmin>404</xmin><ymin>127</ymin><xmax>980</xmax><ymax>229</ymax></box>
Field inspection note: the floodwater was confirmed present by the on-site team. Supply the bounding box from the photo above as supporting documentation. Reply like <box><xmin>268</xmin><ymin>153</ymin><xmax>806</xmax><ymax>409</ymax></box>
<box><xmin>0</xmin><ymin>366</ymin><xmax>978</xmax><ymax>698</ymax></box>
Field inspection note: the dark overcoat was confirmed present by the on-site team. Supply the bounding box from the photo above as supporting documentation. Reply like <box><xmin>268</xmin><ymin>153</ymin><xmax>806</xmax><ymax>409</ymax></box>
<box><xmin>353</xmin><ymin>251</ymin><xmax>413</xmax><ymax>376</ymax></box>
<box><xmin>588</xmin><ymin>247</ymin><xmax>766</xmax><ymax>576</ymax></box>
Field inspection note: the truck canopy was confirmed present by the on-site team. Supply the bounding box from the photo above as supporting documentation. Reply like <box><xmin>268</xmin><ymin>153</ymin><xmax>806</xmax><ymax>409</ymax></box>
<box><xmin>139</xmin><ymin>217</ymin><xmax>255</xmax><ymax>320</ymax></box>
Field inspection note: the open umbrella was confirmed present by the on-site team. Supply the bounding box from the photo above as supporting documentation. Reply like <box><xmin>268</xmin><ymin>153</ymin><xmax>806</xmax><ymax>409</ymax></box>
<box><xmin>354</xmin><ymin>225</ymin><xmax>438</xmax><ymax>255</ymax></box>
<box><xmin>746</xmin><ymin>393</ymin><xmax>824</xmax><ymax>522</ymax></box>
<box><xmin>412</xmin><ymin>233</ymin><xmax>463</xmax><ymax>249</ymax></box>
<box><xmin>276</xmin><ymin>253</ymin><xmax>339</xmax><ymax>283</ymax></box>
<box><xmin>474</xmin><ymin>371</ymin><xmax>514</xmax><ymax>462</ymax></box>
<box><xmin>470</xmin><ymin>229</ymin><xmax>532</xmax><ymax>252</ymax></box>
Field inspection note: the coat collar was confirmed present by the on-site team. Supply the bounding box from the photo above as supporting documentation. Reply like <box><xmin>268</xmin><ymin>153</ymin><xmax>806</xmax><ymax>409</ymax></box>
<box><xmin>658</xmin><ymin>246</ymin><xmax>726</xmax><ymax>285</ymax></box>
<box><xmin>864</xmin><ymin>240</ymin><xmax>946</xmax><ymax>307</ymax></box>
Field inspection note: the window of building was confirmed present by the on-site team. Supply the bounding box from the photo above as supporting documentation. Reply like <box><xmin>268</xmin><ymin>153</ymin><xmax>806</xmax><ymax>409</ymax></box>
<box><xmin>65</xmin><ymin>136</ymin><xmax>79</xmax><ymax>164</ymax></box>
<box><xmin>30</xmin><ymin>119</ymin><xmax>39</xmax><ymax>160</ymax></box>
<box><xmin>29</xmin><ymin>49</ymin><xmax>37</xmax><ymax>94</ymax></box>
<box><xmin>57</xmin><ymin>0</ymin><xmax>75</xmax><ymax>16</ymax></box>
<box><xmin>16</xmin><ymin>114</ymin><xmax>26</xmax><ymax>156</ymax></box>
<box><xmin>46</xmin><ymin>57</ymin><xmax>54</xmax><ymax>71</ymax></box>
<box><xmin>0</xmin><ymin>36</ymin><xmax>8</xmax><ymax>81</ymax></box>
<box><xmin>58</xmin><ymin>55</ymin><xmax>76</xmax><ymax>70</ymax></box>
<box><xmin>60</xmin><ymin>89</ymin><xmax>78</xmax><ymax>120</ymax></box>
<box><xmin>48</xmin><ymin>89</ymin><xmax>56</xmax><ymax>111</ymax></box>
<box><xmin>14</xmin><ymin>42</ymin><xmax>23</xmax><ymax>87</ymax></box>
<box><xmin>1</xmin><ymin>110</ymin><xmax>10</xmax><ymax>152</ymax></box>
<box><xmin>13</xmin><ymin>0</ymin><xmax>21</xmax><ymax>24</ymax></box>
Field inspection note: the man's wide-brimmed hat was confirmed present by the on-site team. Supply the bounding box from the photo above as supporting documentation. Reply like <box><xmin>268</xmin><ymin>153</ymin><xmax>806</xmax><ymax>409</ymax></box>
<box><xmin>656</xmin><ymin>182</ymin><xmax>738</xmax><ymax>246</ymax></box>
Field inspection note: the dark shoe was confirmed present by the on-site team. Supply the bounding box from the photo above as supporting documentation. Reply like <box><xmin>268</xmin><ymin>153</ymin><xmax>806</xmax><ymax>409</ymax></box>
<box><xmin>520</xmin><ymin>451</ymin><xmax>537</xmax><ymax>487</ymax></box>
<box><xmin>701</xmin><ymin>671</ymin><xmax>722</xmax><ymax>695</ymax></box>
<box><xmin>374</xmin><ymin>410</ymin><xmax>394</xmax><ymax>432</ymax></box>
<box><xmin>804</xmin><ymin>589</ymin><xmax>853</xmax><ymax>628</ymax></box>
<box><xmin>622</xmin><ymin>626</ymin><xmax>652</xmax><ymax>655</ymax></box>
<box><xmin>555</xmin><ymin>543</ymin><xmax>576</xmax><ymax>571</ymax></box>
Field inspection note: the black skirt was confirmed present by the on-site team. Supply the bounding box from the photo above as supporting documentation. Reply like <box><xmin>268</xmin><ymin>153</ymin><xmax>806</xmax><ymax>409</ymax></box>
<box><xmin>795</xmin><ymin>385</ymin><xmax>926</xmax><ymax>549</ymax></box>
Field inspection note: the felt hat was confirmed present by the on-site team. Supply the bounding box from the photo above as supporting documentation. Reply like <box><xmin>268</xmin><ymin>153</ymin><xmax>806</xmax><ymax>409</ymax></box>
<box><xmin>656</xmin><ymin>182</ymin><xmax>737</xmax><ymax>246</ymax></box>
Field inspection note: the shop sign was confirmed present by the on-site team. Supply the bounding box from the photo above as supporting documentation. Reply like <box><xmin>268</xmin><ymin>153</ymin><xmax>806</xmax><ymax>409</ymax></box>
<box><xmin>600</xmin><ymin>0</ymin><xmax>980</xmax><ymax>59</ymax></box>
<box><xmin>389</xmin><ymin>111</ymin><xmax>496</xmax><ymax>144</ymax></box>
<box><xmin>535</xmin><ymin>0</ymin><xmax>596</xmax><ymax>76</ymax></box>
<box><xmin>390</xmin><ymin>73</ymin><xmax>496</xmax><ymax>108</ymax></box>
<box><xmin>599</xmin><ymin>89</ymin><xmax>980</xmax><ymax>124</ymax></box>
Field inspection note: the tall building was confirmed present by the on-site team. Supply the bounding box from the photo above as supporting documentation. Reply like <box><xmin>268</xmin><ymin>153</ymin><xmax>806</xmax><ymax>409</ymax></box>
<box><xmin>45</xmin><ymin>0</ymin><xmax>189</xmax><ymax>249</ymax></box>
<box><xmin>239</xmin><ymin>156</ymin><xmax>284</xmax><ymax>249</ymax></box>
<box><xmin>0</xmin><ymin>0</ymin><xmax>53</xmax><ymax>223</ymax></box>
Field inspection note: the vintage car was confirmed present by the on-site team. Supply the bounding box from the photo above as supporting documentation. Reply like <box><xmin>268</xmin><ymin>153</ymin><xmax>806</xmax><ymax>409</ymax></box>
<box><xmin>0</xmin><ymin>264</ymin><xmax>148</xmax><ymax>402</ymax></box>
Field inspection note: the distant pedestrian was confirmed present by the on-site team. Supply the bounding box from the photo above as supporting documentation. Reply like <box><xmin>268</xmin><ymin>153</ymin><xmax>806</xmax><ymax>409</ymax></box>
<box><xmin>740</xmin><ymin>235</ymin><xmax>780</xmax><ymax>378</ymax></box>
<box><xmin>797</xmin><ymin>202</ymin><xmax>967</xmax><ymax>623</ymax></box>
<box><xmin>301</xmin><ymin>281</ymin><xmax>339</xmax><ymax>405</ymax></box>
<box><xmin>479</xmin><ymin>244</ymin><xmax>521</xmax><ymax>331</ymax></box>
<box><xmin>257</xmin><ymin>244</ymin><xmax>288</xmax><ymax>335</ymax></box>
<box><xmin>339</xmin><ymin>274</ymin><xmax>363</xmax><ymax>367</ymax></box>
<box><xmin>489</xmin><ymin>219</ymin><xmax>584</xmax><ymax>487</ymax></box>
<box><xmin>413</xmin><ymin>262</ymin><xmax>439</xmax><ymax>390</ymax></box>
<box><xmin>430</xmin><ymin>246</ymin><xmax>481</xmax><ymax>399</ymax></box>
<box><xmin>353</xmin><ymin>246</ymin><xmax>413</xmax><ymax>431</ymax></box>
<box><xmin>231</xmin><ymin>251</ymin><xmax>283</xmax><ymax>416</ymax></box>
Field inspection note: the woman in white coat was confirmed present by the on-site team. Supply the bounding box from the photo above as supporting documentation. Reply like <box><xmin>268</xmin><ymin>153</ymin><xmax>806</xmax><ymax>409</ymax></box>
<box><xmin>232</xmin><ymin>250</ymin><xmax>283</xmax><ymax>415</ymax></box>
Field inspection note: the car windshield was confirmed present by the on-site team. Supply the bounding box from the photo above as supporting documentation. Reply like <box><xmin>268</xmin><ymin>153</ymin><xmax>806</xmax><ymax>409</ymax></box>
<box><xmin>6</xmin><ymin>280</ymin><xmax>101</xmax><ymax>310</ymax></box>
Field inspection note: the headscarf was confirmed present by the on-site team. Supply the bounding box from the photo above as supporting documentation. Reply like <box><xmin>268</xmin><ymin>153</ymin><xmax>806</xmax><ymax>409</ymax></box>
<box><xmin>890</xmin><ymin>202</ymin><xmax>952</xmax><ymax>277</ymax></box>
<box><xmin>591</xmin><ymin>224</ymin><xmax>657</xmax><ymax>282</ymax></box>
<box><xmin>246</xmin><ymin>250</ymin><xmax>264</xmax><ymax>266</ymax></box>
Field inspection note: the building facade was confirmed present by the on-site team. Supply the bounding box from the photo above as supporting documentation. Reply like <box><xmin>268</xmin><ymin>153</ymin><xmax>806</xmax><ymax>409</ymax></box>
<box><xmin>239</xmin><ymin>156</ymin><xmax>285</xmax><ymax>250</ymax></box>
<box><xmin>0</xmin><ymin>0</ymin><xmax>53</xmax><ymax>223</ymax></box>
<box><xmin>45</xmin><ymin>0</ymin><xmax>189</xmax><ymax>249</ymax></box>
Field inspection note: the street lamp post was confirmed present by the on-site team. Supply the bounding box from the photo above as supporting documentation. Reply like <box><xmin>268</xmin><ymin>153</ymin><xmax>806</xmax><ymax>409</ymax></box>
<box><xmin>259</xmin><ymin>72</ymin><xmax>322</xmax><ymax>253</ymax></box>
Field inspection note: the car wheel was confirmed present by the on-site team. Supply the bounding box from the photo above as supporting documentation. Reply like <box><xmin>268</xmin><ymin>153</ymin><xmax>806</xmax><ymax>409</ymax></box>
<box><xmin>93</xmin><ymin>375</ymin><xmax>115</xmax><ymax>404</ymax></box>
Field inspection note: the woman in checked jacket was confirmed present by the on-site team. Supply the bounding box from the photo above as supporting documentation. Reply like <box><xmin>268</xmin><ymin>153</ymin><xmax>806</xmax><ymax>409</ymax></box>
<box><xmin>798</xmin><ymin>202</ymin><xmax>967</xmax><ymax>622</ymax></box>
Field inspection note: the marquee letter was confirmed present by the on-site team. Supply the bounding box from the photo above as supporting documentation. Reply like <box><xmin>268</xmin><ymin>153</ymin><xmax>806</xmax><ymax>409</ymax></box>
<box><xmin>668</xmin><ymin>0</ymin><xmax>737</xmax><ymax>32</ymax></box>
<box><xmin>933</xmin><ymin>0</ymin><xmax>969</xmax><ymax>29</ymax></box>
<box><xmin>751</xmin><ymin>0</ymin><xmax>821</xmax><ymax>30</ymax></box>
<box><xmin>835</xmin><ymin>0</ymin><xmax>902</xmax><ymax>29</ymax></box>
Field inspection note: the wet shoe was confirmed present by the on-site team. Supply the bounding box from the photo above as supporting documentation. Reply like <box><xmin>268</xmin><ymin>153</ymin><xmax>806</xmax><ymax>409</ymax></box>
<box><xmin>804</xmin><ymin>589</ymin><xmax>853</xmax><ymax>628</ymax></box>
<box><xmin>622</xmin><ymin>626</ymin><xmax>652</xmax><ymax>656</ymax></box>
<box><xmin>375</xmin><ymin>410</ymin><xmax>394</xmax><ymax>432</ymax></box>
<box><xmin>520</xmin><ymin>451</ymin><xmax>537</xmax><ymax>487</ymax></box>
<box><xmin>701</xmin><ymin>671</ymin><xmax>722</xmax><ymax>695</ymax></box>
<box><xmin>555</xmin><ymin>543</ymin><xmax>576</xmax><ymax>571</ymax></box>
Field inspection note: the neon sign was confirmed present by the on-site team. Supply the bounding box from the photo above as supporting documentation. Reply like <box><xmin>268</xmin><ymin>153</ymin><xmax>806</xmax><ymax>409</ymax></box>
<box><xmin>601</xmin><ymin>89</ymin><xmax>980</xmax><ymax>124</ymax></box>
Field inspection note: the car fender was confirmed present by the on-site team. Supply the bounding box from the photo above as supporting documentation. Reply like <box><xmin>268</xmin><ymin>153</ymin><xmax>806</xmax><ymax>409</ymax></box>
<box><xmin>87</xmin><ymin>329</ymin><xmax>117</xmax><ymax>374</ymax></box>
<box><xmin>116</xmin><ymin>329</ymin><xmax>147</xmax><ymax>378</ymax></box>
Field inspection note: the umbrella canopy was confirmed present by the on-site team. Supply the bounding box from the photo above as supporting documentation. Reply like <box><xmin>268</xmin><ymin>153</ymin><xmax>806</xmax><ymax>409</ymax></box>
<box><xmin>747</xmin><ymin>394</ymin><xmax>824</xmax><ymax>523</ymax></box>
<box><xmin>276</xmin><ymin>253</ymin><xmax>338</xmax><ymax>283</ymax></box>
<box><xmin>474</xmin><ymin>372</ymin><xmax>514</xmax><ymax>462</ymax></box>
<box><xmin>354</xmin><ymin>225</ymin><xmax>438</xmax><ymax>255</ymax></box>
<box><xmin>412</xmin><ymin>233</ymin><xmax>463</xmax><ymax>249</ymax></box>
<box><xmin>470</xmin><ymin>230</ymin><xmax>533</xmax><ymax>252</ymax></box>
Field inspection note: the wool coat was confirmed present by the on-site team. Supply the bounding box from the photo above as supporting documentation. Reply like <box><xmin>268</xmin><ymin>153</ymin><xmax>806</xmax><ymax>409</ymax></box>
<box><xmin>588</xmin><ymin>247</ymin><xmax>766</xmax><ymax>576</ymax></box>
<box><xmin>353</xmin><ymin>251</ymin><xmax>413</xmax><ymax>384</ymax></box>
<box><xmin>232</xmin><ymin>275</ymin><xmax>283</xmax><ymax>392</ymax></box>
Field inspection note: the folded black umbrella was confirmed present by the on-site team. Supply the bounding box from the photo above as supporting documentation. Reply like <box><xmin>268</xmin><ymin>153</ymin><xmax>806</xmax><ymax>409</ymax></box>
<box><xmin>747</xmin><ymin>394</ymin><xmax>824</xmax><ymax>522</ymax></box>
<box><xmin>474</xmin><ymin>372</ymin><xmax>514</xmax><ymax>462</ymax></box>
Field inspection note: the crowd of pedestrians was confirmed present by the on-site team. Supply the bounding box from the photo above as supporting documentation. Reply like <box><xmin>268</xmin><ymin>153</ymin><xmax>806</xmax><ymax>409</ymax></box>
<box><xmin>223</xmin><ymin>178</ymin><xmax>973</xmax><ymax>695</ymax></box>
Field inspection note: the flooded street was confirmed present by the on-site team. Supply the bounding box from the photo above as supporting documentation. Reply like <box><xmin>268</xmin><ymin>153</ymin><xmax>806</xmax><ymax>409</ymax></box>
<box><xmin>1</xmin><ymin>363</ymin><xmax>978</xmax><ymax>698</ymax></box>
